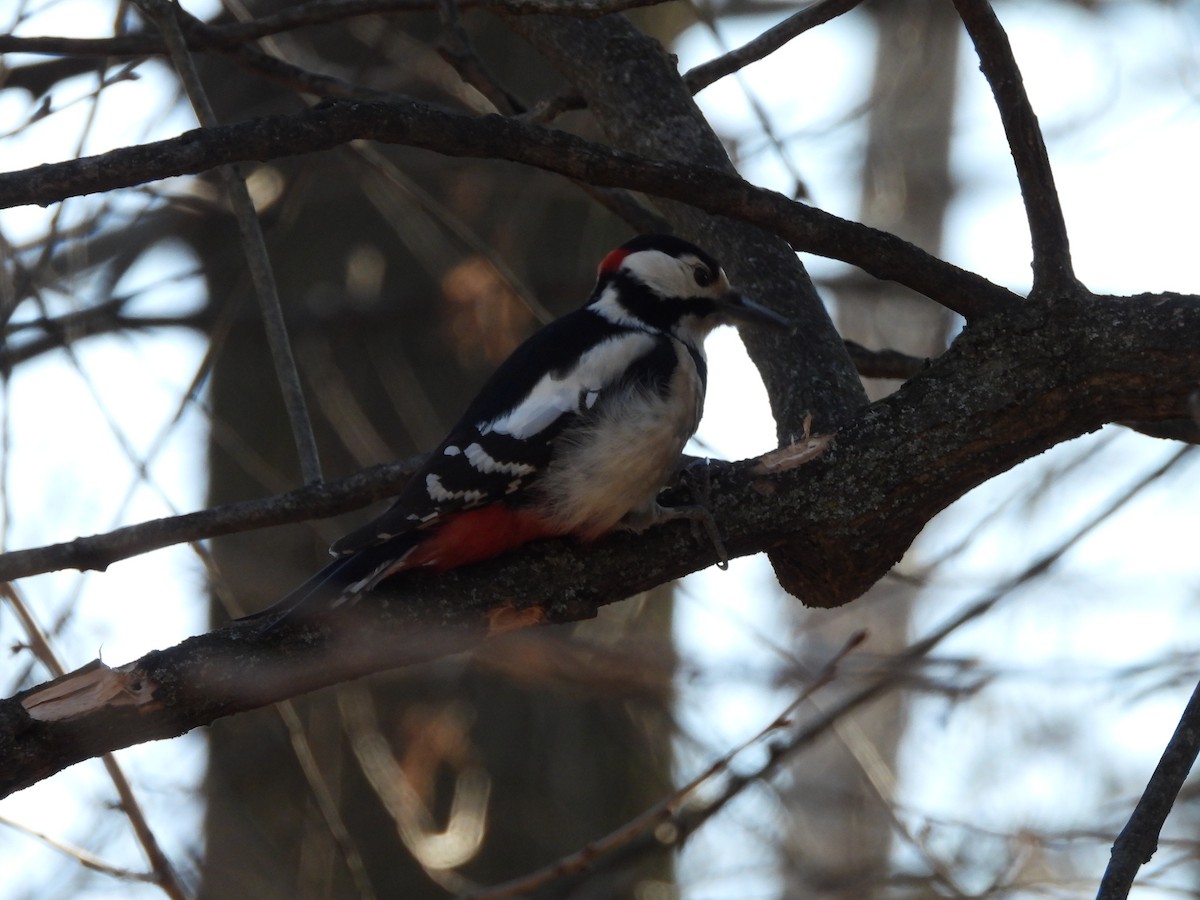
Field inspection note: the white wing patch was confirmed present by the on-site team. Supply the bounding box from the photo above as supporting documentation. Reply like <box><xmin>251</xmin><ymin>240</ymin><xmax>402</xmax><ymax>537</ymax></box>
<box><xmin>483</xmin><ymin>331</ymin><xmax>658</xmax><ymax>439</ymax></box>
<box><xmin>426</xmin><ymin>473</ymin><xmax>486</xmax><ymax>505</ymax></box>
<box><xmin>464</xmin><ymin>442</ymin><xmax>536</xmax><ymax>476</ymax></box>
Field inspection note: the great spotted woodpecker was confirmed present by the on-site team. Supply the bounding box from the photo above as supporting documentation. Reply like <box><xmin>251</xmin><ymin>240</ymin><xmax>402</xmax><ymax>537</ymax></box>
<box><xmin>252</xmin><ymin>234</ymin><xmax>790</xmax><ymax>624</ymax></box>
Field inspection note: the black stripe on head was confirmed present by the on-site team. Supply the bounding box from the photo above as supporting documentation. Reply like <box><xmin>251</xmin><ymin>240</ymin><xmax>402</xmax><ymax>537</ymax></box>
<box><xmin>604</xmin><ymin>272</ymin><xmax>721</xmax><ymax>332</ymax></box>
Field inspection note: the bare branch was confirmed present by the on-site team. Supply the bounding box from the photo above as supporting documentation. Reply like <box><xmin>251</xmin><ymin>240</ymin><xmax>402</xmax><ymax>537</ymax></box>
<box><xmin>843</xmin><ymin>340</ymin><xmax>926</xmax><ymax>381</ymax></box>
<box><xmin>1098</xmin><ymin>675</ymin><xmax>1200</xmax><ymax>899</ymax></box>
<box><xmin>437</xmin><ymin>0</ymin><xmax>523</xmax><ymax>114</ymax></box>
<box><xmin>0</xmin><ymin>98</ymin><xmax>1018</xmax><ymax>318</ymax></box>
<box><xmin>0</xmin><ymin>0</ymin><xmax>675</xmax><ymax>62</ymax></box>
<box><xmin>275</xmin><ymin>699</ymin><xmax>380</xmax><ymax>900</ymax></box>
<box><xmin>0</xmin><ymin>814</ymin><xmax>157</xmax><ymax>884</ymax></box>
<box><xmin>1</xmin><ymin>294</ymin><xmax>1197</xmax><ymax>796</ymax></box>
<box><xmin>468</xmin><ymin>630</ymin><xmax>870</xmax><ymax>899</ymax></box>
<box><xmin>953</xmin><ymin>0</ymin><xmax>1078</xmax><ymax>296</ymax></box>
<box><xmin>0</xmin><ymin>456</ymin><xmax>421</xmax><ymax>581</ymax></box>
<box><xmin>684</xmin><ymin>0</ymin><xmax>866</xmax><ymax>94</ymax></box>
<box><xmin>1</xmin><ymin>585</ymin><xmax>188</xmax><ymax>900</ymax></box>
<box><xmin>534</xmin><ymin>446</ymin><xmax>1200</xmax><ymax>896</ymax></box>
<box><xmin>134</xmin><ymin>0</ymin><xmax>323</xmax><ymax>485</ymax></box>
<box><xmin>1</xmin><ymin>300</ymin><xmax>208</xmax><ymax>372</ymax></box>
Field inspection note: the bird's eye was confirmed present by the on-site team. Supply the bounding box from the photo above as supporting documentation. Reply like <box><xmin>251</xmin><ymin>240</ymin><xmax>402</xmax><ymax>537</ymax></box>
<box><xmin>693</xmin><ymin>267</ymin><xmax>714</xmax><ymax>288</ymax></box>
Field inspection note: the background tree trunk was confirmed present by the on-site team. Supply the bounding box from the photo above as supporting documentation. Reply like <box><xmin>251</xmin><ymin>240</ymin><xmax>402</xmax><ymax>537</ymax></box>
<box><xmin>196</xmin><ymin>10</ymin><xmax>676</xmax><ymax>897</ymax></box>
<box><xmin>779</xmin><ymin>3</ymin><xmax>959</xmax><ymax>895</ymax></box>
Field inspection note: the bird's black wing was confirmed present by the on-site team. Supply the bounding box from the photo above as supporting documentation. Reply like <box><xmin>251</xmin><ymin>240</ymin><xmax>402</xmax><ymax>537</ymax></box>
<box><xmin>329</xmin><ymin>309</ymin><xmax>661</xmax><ymax>555</ymax></box>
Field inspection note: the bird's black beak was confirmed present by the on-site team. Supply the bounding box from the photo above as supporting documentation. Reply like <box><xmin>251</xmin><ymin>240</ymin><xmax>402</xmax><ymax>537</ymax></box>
<box><xmin>721</xmin><ymin>293</ymin><xmax>794</xmax><ymax>332</ymax></box>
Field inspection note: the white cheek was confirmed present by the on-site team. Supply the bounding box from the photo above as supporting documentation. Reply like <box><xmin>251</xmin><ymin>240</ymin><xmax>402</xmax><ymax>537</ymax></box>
<box><xmin>622</xmin><ymin>250</ymin><xmax>692</xmax><ymax>296</ymax></box>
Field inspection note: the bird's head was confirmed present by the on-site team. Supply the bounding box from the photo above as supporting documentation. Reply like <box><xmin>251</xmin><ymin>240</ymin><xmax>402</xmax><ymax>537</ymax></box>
<box><xmin>590</xmin><ymin>234</ymin><xmax>792</xmax><ymax>343</ymax></box>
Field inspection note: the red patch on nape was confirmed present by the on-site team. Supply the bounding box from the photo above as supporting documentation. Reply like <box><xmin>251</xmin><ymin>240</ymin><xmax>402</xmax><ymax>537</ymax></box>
<box><xmin>405</xmin><ymin>505</ymin><xmax>565</xmax><ymax>572</ymax></box>
<box><xmin>598</xmin><ymin>246</ymin><xmax>632</xmax><ymax>275</ymax></box>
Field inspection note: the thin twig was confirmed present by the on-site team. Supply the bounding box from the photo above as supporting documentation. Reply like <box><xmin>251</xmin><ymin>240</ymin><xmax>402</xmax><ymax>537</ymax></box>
<box><xmin>684</xmin><ymin>0</ymin><xmax>865</xmax><ymax>94</ymax></box>
<box><xmin>466</xmin><ymin>630</ymin><xmax>869</xmax><ymax>900</ymax></box>
<box><xmin>1</xmin><ymin>584</ymin><xmax>189</xmax><ymax>900</ymax></box>
<box><xmin>1097</xmin><ymin>677</ymin><xmax>1200</xmax><ymax>899</ymax></box>
<box><xmin>437</xmin><ymin>0</ymin><xmax>522</xmax><ymax>114</ymax></box>
<box><xmin>0</xmin><ymin>454</ymin><xmax>422</xmax><ymax>581</ymax></box>
<box><xmin>687</xmin><ymin>3</ymin><xmax>809</xmax><ymax>194</ymax></box>
<box><xmin>952</xmin><ymin>0</ymin><xmax>1078</xmax><ymax>296</ymax></box>
<box><xmin>476</xmin><ymin>554</ymin><xmax>1027</xmax><ymax>900</ymax></box>
<box><xmin>275</xmin><ymin>700</ymin><xmax>380</xmax><ymax>900</ymax></box>
<box><xmin>133</xmin><ymin>0</ymin><xmax>323</xmax><ymax>484</ymax></box>
<box><xmin>472</xmin><ymin>446</ymin><xmax>1197</xmax><ymax>899</ymax></box>
<box><xmin>1</xmin><ymin>301</ymin><xmax>208</xmax><ymax>371</ymax></box>
<box><xmin>0</xmin><ymin>814</ymin><xmax>158</xmax><ymax>883</ymax></box>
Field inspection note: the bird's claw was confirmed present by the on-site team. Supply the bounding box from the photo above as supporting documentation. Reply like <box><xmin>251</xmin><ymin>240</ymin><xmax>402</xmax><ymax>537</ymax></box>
<box><xmin>673</xmin><ymin>458</ymin><xmax>730</xmax><ymax>570</ymax></box>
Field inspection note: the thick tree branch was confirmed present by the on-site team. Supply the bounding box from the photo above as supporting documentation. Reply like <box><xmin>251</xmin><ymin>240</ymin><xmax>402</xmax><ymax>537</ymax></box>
<box><xmin>0</xmin><ymin>99</ymin><xmax>1017</xmax><ymax>320</ymax></box>
<box><xmin>2</xmin><ymin>290</ymin><xmax>1197</xmax><ymax>796</ymax></box>
<box><xmin>953</xmin><ymin>0</ymin><xmax>1078</xmax><ymax>295</ymax></box>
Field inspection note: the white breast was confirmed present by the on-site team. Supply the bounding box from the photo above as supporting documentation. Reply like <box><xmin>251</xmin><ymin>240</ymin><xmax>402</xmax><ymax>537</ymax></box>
<box><xmin>532</xmin><ymin>338</ymin><xmax>705</xmax><ymax>540</ymax></box>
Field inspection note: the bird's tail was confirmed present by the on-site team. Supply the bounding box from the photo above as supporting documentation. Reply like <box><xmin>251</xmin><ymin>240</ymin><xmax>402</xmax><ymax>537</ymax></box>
<box><xmin>238</xmin><ymin>536</ymin><xmax>421</xmax><ymax>631</ymax></box>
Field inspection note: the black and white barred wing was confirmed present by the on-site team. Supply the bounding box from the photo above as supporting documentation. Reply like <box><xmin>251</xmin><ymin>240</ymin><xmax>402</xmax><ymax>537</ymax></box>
<box><xmin>329</xmin><ymin>313</ymin><xmax>659</xmax><ymax>555</ymax></box>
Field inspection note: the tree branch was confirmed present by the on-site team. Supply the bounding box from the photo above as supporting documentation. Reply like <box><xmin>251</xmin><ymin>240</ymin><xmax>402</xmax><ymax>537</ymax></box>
<box><xmin>1</xmin><ymin>301</ymin><xmax>206</xmax><ymax>373</ymax></box>
<box><xmin>507</xmin><ymin>9</ymin><xmax>860</xmax><ymax>444</ymax></box>
<box><xmin>1</xmin><ymin>585</ymin><xmax>188</xmax><ymax>899</ymax></box>
<box><xmin>468</xmin><ymin>630</ymin><xmax>870</xmax><ymax>899</ymax></box>
<box><xmin>684</xmin><ymin>0</ymin><xmax>865</xmax><ymax>94</ymax></box>
<box><xmin>953</xmin><ymin>0</ymin><xmax>1078</xmax><ymax>296</ymax></box>
<box><xmin>0</xmin><ymin>99</ymin><xmax>1017</xmax><ymax>319</ymax></box>
<box><xmin>1097</xmin><ymin>675</ymin><xmax>1200</xmax><ymax>899</ymax></box>
<box><xmin>0</xmin><ymin>0</ymin><xmax>676</xmax><ymax>61</ymax></box>
<box><xmin>0</xmin><ymin>329</ymin><xmax>918</xmax><ymax>584</ymax></box>
<box><xmin>2</xmin><ymin>290</ymin><xmax>1197</xmax><ymax>796</ymax></box>
<box><xmin>0</xmin><ymin>456</ymin><xmax>422</xmax><ymax>582</ymax></box>
<box><xmin>843</xmin><ymin>340</ymin><xmax>926</xmax><ymax>380</ymax></box>
<box><xmin>136</xmin><ymin>0</ymin><xmax>323</xmax><ymax>485</ymax></box>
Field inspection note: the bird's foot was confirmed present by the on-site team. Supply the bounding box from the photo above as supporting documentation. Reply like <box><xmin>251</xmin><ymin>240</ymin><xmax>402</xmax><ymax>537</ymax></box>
<box><xmin>677</xmin><ymin>458</ymin><xmax>730</xmax><ymax>569</ymax></box>
<box><xmin>623</xmin><ymin>459</ymin><xmax>729</xmax><ymax>569</ymax></box>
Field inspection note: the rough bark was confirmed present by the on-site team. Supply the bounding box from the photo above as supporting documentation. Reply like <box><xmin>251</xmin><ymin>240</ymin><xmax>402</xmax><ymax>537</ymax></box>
<box><xmin>3</xmin><ymin>286</ymin><xmax>1197</xmax><ymax>796</ymax></box>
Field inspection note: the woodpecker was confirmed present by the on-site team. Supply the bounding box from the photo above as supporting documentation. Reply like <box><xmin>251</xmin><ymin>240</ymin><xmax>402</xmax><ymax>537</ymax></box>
<box><xmin>251</xmin><ymin>234</ymin><xmax>790</xmax><ymax>625</ymax></box>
